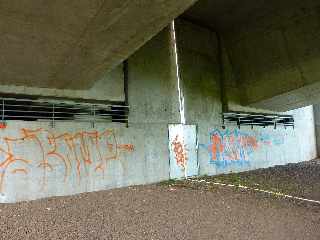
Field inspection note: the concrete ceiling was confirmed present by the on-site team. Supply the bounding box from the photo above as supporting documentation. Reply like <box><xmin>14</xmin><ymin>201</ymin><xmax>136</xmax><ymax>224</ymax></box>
<box><xmin>0</xmin><ymin>0</ymin><xmax>196</xmax><ymax>90</ymax></box>
<box><xmin>183</xmin><ymin>0</ymin><xmax>319</xmax><ymax>32</ymax></box>
<box><xmin>183</xmin><ymin>0</ymin><xmax>272</xmax><ymax>31</ymax></box>
<box><xmin>183</xmin><ymin>0</ymin><xmax>320</xmax><ymax>111</ymax></box>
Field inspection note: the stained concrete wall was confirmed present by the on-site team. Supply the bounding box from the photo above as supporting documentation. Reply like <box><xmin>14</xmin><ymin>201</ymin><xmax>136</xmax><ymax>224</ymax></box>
<box><xmin>127</xmin><ymin>27</ymin><xmax>181</xmax><ymax>184</ymax></box>
<box><xmin>196</xmin><ymin>106</ymin><xmax>316</xmax><ymax>176</ymax></box>
<box><xmin>175</xmin><ymin>20</ymin><xmax>317</xmax><ymax>176</ymax></box>
<box><xmin>0</xmin><ymin>122</ymin><xmax>140</xmax><ymax>203</ymax></box>
<box><xmin>313</xmin><ymin>104</ymin><xmax>320</xmax><ymax>156</ymax></box>
<box><xmin>0</xmin><ymin>21</ymin><xmax>317</xmax><ymax>203</ymax></box>
<box><xmin>0</xmin><ymin>28</ymin><xmax>180</xmax><ymax>203</ymax></box>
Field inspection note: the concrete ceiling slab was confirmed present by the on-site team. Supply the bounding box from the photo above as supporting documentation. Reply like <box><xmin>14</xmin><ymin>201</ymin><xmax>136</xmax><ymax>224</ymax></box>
<box><xmin>0</xmin><ymin>0</ymin><xmax>197</xmax><ymax>90</ymax></box>
<box><xmin>183</xmin><ymin>0</ymin><xmax>319</xmax><ymax>31</ymax></box>
<box><xmin>183</xmin><ymin>0</ymin><xmax>320</xmax><ymax>111</ymax></box>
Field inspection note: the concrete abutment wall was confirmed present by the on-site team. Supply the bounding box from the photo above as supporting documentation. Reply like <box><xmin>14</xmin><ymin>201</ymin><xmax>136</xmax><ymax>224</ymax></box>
<box><xmin>0</xmin><ymin>22</ymin><xmax>317</xmax><ymax>203</ymax></box>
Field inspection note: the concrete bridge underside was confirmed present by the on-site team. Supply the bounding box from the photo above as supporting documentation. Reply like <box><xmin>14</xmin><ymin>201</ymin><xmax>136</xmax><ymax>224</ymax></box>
<box><xmin>0</xmin><ymin>1</ymin><xmax>319</xmax><ymax>203</ymax></box>
<box><xmin>184</xmin><ymin>0</ymin><xmax>320</xmax><ymax>111</ymax></box>
<box><xmin>0</xmin><ymin>0</ymin><xmax>196</xmax><ymax>90</ymax></box>
<box><xmin>2</xmin><ymin>0</ymin><xmax>320</xmax><ymax>112</ymax></box>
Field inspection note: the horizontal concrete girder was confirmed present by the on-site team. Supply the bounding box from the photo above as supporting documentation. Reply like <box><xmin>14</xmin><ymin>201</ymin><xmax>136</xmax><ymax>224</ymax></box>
<box><xmin>0</xmin><ymin>0</ymin><xmax>197</xmax><ymax>90</ymax></box>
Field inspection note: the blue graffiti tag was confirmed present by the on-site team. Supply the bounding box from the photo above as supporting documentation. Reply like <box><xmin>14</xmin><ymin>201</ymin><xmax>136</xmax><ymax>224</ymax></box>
<box><xmin>200</xmin><ymin>129</ymin><xmax>284</xmax><ymax>167</ymax></box>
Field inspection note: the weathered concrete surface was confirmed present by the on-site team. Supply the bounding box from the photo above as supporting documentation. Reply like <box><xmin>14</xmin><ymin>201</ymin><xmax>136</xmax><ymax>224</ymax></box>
<box><xmin>127</xmin><ymin>27</ymin><xmax>181</xmax><ymax>184</ymax></box>
<box><xmin>0</xmin><ymin>28</ymin><xmax>181</xmax><ymax>203</ymax></box>
<box><xmin>3</xmin><ymin>0</ymin><xmax>320</xmax><ymax>110</ymax></box>
<box><xmin>0</xmin><ymin>64</ymin><xmax>125</xmax><ymax>102</ymax></box>
<box><xmin>0</xmin><ymin>0</ymin><xmax>197</xmax><ymax>90</ymax></box>
<box><xmin>0</xmin><ymin>122</ymin><xmax>139</xmax><ymax>203</ymax></box>
<box><xmin>313</xmin><ymin>104</ymin><xmax>320</xmax><ymax>156</ymax></box>
<box><xmin>176</xmin><ymin>19</ymin><xmax>221</xmax><ymax>124</ymax></box>
<box><xmin>184</xmin><ymin>0</ymin><xmax>320</xmax><ymax>111</ymax></box>
<box><xmin>175</xmin><ymin>20</ymin><xmax>317</xmax><ymax>176</ymax></box>
<box><xmin>0</xmin><ymin>22</ymin><xmax>317</xmax><ymax>203</ymax></box>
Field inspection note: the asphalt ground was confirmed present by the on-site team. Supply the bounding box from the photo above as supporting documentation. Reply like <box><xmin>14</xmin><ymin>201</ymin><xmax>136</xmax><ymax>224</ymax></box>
<box><xmin>1</xmin><ymin>160</ymin><xmax>320</xmax><ymax>240</ymax></box>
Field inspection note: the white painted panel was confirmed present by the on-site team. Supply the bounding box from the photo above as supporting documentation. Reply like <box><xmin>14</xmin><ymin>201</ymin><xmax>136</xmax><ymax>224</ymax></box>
<box><xmin>168</xmin><ymin>124</ymin><xmax>198</xmax><ymax>179</ymax></box>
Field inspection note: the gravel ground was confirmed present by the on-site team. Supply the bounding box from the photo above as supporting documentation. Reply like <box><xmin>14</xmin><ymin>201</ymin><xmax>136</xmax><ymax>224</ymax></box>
<box><xmin>1</xmin><ymin>160</ymin><xmax>320</xmax><ymax>240</ymax></box>
<box><xmin>202</xmin><ymin>159</ymin><xmax>320</xmax><ymax>201</ymax></box>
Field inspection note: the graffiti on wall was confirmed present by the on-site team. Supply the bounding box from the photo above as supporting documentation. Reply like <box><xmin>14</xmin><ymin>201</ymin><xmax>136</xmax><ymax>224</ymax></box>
<box><xmin>171</xmin><ymin>135</ymin><xmax>188</xmax><ymax>171</ymax></box>
<box><xmin>168</xmin><ymin>124</ymin><xmax>198</xmax><ymax>179</ymax></box>
<box><xmin>200</xmin><ymin>129</ymin><xmax>284</xmax><ymax>166</ymax></box>
<box><xmin>0</xmin><ymin>128</ymin><xmax>134</xmax><ymax>193</ymax></box>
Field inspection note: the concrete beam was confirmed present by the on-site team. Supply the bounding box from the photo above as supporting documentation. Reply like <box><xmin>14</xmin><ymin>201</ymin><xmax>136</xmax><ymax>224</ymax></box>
<box><xmin>0</xmin><ymin>0</ymin><xmax>197</xmax><ymax>90</ymax></box>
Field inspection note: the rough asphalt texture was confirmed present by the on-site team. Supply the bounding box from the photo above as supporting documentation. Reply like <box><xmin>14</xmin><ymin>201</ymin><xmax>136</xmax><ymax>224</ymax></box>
<box><xmin>1</xmin><ymin>160</ymin><xmax>320</xmax><ymax>240</ymax></box>
<box><xmin>209</xmin><ymin>159</ymin><xmax>320</xmax><ymax>201</ymax></box>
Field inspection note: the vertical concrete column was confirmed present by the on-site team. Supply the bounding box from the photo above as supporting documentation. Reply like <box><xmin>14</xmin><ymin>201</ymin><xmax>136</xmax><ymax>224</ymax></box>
<box><xmin>313</xmin><ymin>104</ymin><xmax>320</xmax><ymax>157</ymax></box>
<box><xmin>126</xmin><ymin>27</ymin><xmax>181</xmax><ymax>183</ymax></box>
<box><xmin>128</xmin><ymin>27</ymin><xmax>181</xmax><ymax>124</ymax></box>
<box><xmin>174</xmin><ymin>19</ymin><xmax>221</xmax><ymax>125</ymax></box>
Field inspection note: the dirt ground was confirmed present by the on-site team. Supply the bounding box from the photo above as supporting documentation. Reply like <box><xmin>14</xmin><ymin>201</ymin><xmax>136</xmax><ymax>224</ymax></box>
<box><xmin>1</xmin><ymin>160</ymin><xmax>320</xmax><ymax>240</ymax></box>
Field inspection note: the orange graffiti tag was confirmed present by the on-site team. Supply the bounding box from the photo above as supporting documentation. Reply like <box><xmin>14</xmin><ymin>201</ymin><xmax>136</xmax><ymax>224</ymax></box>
<box><xmin>0</xmin><ymin>128</ymin><xmax>134</xmax><ymax>193</ymax></box>
<box><xmin>11</xmin><ymin>168</ymin><xmax>28</xmax><ymax>175</ymax></box>
<box><xmin>171</xmin><ymin>135</ymin><xmax>188</xmax><ymax>170</ymax></box>
<box><xmin>117</xmin><ymin>144</ymin><xmax>135</xmax><ymax>152</ymax></box>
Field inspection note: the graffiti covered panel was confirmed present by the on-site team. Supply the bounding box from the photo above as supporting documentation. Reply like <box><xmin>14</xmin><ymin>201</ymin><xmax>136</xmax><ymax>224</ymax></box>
<box><xmin>200</xmin><ymin>128</ymin><xmax>285</xmax><ymax>167</ymax></box>
<box><xmin>0</xmin><ymin>128</ymin><xmax>134</xmax><ymax>199</ymax></box>
<box><xmin>168</xmin><ymin>124</ymin><xmax>198</xmax><ymax>179</ymax></box>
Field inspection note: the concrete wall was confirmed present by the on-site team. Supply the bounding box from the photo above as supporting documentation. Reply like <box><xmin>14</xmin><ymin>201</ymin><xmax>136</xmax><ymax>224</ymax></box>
<box><xmin>0</xmin><ymin>21</ymin><xmax>317</xmax><ymax>203</ymax></box>
<box><xmin>127</xmin><ymin>27</ymin><xmax>181</xmax><ymax>184</ymax></box>
<box><xmin>196</xmin><ymin>107</ymin><xmax>316</xmax><ymax>176</ymax></box>
<box><xmin>176</xmin><ymin>20</ymin><xmax>317</xmax><ymax>176</ymax></box>
<box><xmin>0</xmin><ymin>28</ymin><xmax>180</xmax><ymax>203</ymax></box>
<box><xmin>0</xmin><ymin>122</ymin><xmax>139</xmax><ymax>203</ymax></box>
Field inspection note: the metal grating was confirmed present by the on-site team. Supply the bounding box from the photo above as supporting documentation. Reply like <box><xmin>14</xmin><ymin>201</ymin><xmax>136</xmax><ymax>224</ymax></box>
<box><xmin>0</xmin><ymin>97</ymin><xmax>129</xmax><ymax>125</ymax></box>
<box><xmin>222</xmin><ymin>111</ymin><xmax>294</xmax><ymax>129</ymax></box>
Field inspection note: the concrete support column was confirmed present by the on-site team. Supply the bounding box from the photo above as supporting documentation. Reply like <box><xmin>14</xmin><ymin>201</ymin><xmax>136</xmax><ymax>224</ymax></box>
<box><xmin>313</xmin><ymin>104</ymin><xmax>320</xmax><ymax>157</ymax></box>
<box><xmin>125</xmin><ymin>27</ymin><xmax>181</xmax><ymax>184</ymax></box>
